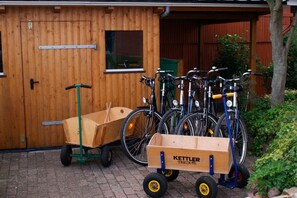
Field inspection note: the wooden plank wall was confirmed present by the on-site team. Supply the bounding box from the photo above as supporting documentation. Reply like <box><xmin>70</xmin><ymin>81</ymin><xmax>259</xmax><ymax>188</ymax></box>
<box><xmin>160</xmin><ymin>9</ymin><xmax>292</xmax><ymax>96</ymax></box>
<box><xmin>0</xmin><ymin>10</ymin><xmax>26</xmax><ymax>149</ymax></box>
<box><xmin>0</xmin><ymin>6</ymin><xmax>160</xmax><ymax>149</ymax></box>
<box><xmin>160</xmin><ymin>20</ymin><xmax>200</xmax><ymax>73</ymax></box>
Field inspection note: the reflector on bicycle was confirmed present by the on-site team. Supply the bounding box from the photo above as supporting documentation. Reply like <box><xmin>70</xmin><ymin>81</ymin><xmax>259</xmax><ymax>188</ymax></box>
<box><xmin>128</xmin><ymin>123</ymin><xmax>134</xmax><ymax>130</ymax></box>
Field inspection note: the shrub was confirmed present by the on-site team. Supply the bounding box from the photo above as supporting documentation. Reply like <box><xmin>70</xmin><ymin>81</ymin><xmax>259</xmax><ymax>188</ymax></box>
<box><xmin>244</xmin><ymin>90</ymin><xmax>297</xmax><ymax>196</ymax></box>
<box><xmin>242</xmin><ymin>90</ymin><xmax>297</xmax><ymax>156</ymax></box>
<box><xmin>213</xmin><ymin>33</ymin><xmax>249</xmax><ymax>78</ymax></box>
<box><xmin>248</xmin><ymin>121</ymin><xmax>297</xmax><ymax>196</ymax></box>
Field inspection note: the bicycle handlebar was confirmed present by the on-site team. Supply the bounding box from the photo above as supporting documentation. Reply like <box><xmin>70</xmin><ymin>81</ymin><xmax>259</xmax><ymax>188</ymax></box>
<box><xmin>242</xmin><ymin>69</ymin><xmax>252</xmax><ymax>78</ymax></box>
<box><xmin>216</xmin><ymin>69</ymin><xmax>252</xmax><ymax>84</ymax></box>
<box><xmin>207</xmin><ymin>66</ymin><xmax>228</xmax><ymax>76</ymax></box>
<box><xmin>191</xmin><ymin>75</ymin><xmax>203</xmax><ymax>81</ymax></box>
<box><xmin>65</xmin><ymin>84</ymin><xmax>92</xmax><ymax>90</ymax></box>
<box><xmin>140</xmin><ymin>75</ymin><xmax>155</xmax><ymax>89</ymax></box>
<box><xmin>156</xmin><ymin>68</ymin><xmax>175</xmax><ymax>74</ymax></box>
<box><xmin>154</xmin><ymin>68</ymin><xmax>175</xmax><ymax>79</ymax></box>
<box><xmin>166</xmin><ymin>73</ymin><xmax>187</xmax><ymax>81</ymax></box>
<box><xmin>186</xmin><ymin>68</ymin><xmax>208</xmax><ymax>77</ymax></box>
<box><xmin>140</xmin><ymin>75</ymin><xmax>150</xmax><ymax>83</ymax></box>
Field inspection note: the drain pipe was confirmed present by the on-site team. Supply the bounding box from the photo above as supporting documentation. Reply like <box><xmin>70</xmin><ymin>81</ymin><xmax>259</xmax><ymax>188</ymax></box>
<box><xmin>161</xmin><ymin>6</ymin><xmax>170</xmax><ymax>18</ymax></box>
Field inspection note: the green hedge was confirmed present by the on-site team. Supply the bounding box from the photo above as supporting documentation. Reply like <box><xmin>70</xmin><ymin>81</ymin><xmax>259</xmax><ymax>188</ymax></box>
<box><xmin>248</xmin><ymin>121</ymin><xmax>297</xmax><ymax>195</ymax></box>
<box><xmin>243</xmin><ymin>90</ymin><xmax>297</xmax><ymax>156</ymax></box>
<box><xmin>243</xmin><ymin>90</ymin><xmax>297</xmax><ymax>195</ymax></box>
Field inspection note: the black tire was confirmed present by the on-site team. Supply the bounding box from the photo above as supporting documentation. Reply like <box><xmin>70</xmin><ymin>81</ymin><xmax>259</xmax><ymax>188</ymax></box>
<box><xmin>120</xmin><ymin>108</ymin><xmax>164</xmax><ymax>166</ymax></box>
<box><xmin>214</xmin><ymin>111</ymin><xmax>248</xmax><ymax>164</ymax></box>
<box><xmin>157</xmin><ymin>108</ymin><xmax>183</xmax><ymax>135</ymax></box>
<box><xmin>157</xmin><ymin>169</ymin><xmax>179</xmax><ymax>182</ymax></box>
<box><xmin>228</xmin><ymin>164</ymin><xmax>250</xmax><ymax>188</ymax></box>
<box><xmin>143</xmin><ymin>172</ymin><xmax>168</xmax><ymax>198</ymax></box>
<box><xmin>195</xmin><ymin>176</ymin><xmax>217</xmax><ymax>198</ymax></box>
<box><xmin>176</xmin><ymin>112</ymin><xmax>219</xmax><ymax>137</ymax></box>
<box><xmin>101</xmin><ymin>146</ymin><xmax>112</xmax><ymax>167</ymax></box>
<box><xmin>60</xmin><ymin>145</ymin><xmax>72</xmax><ymax>166</ymax></box>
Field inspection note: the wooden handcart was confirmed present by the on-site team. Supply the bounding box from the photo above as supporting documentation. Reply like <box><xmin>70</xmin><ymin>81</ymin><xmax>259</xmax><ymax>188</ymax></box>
<box><xmin>143</xmin><ymin>133</ymin><xmax>250</xmax><ymax>198</ymax></box>
<box><xmin>60</xmin><ymin>84</ymin><xmax>132</xmax><ymax>167</ymax></box>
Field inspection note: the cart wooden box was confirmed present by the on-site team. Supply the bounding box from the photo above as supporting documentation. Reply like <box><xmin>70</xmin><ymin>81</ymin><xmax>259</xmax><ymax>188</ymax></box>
<box><xmin>147</xmin><ymin>133</ymin><xmax>233</xmax><ymax>174</ymax></box>
<box><xmin>63</xmin><ymin>107</ymin><xmax>133</xmax><ymax>148</ymax></box>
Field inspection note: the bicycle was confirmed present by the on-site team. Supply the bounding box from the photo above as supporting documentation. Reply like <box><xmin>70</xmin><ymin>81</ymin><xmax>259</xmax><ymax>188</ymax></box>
<box><xmin>175</xmin><ymin>66</ymin><xmax>227</xmax><ymax>137</ymax></box>
<box><xmin>120</xmin><ymin>68</ymin><xmax>174</xmax><ymax>166</ymax></box>
<box><xmin>213</xmin><ymin>69</ymin><xmax>252</xmax><ymax>164</ymax></box>
<box><xmin>157</xmin><ymin>68</ymin><xmax>210</xmax><ymax>135</ymax></box>
<box><xmin>159</xmin><ymin>72</ymin><xmax>176</xmax><ymax>115</ymax></box>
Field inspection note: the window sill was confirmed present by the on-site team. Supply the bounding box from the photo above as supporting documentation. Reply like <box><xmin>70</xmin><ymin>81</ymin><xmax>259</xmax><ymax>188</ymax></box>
<box><xmin>0</xmin><ymin>72</ymin><xmax>7</xmax><ymax>78</ymax></box>
<box><xmin>105</xmin><ymin>68</ymin><xmax>145</xmax><ymax>74</ymax></box>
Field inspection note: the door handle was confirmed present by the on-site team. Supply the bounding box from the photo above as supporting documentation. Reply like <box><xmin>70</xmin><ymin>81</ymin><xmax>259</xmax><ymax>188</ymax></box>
<box><xmin>30</xmin><ymin>78</ymin><xmax>39</xmax><ymax>90</ymax></box>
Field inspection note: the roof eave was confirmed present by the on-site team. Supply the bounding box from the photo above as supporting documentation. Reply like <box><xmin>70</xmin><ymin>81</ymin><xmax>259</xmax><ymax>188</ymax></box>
<box><xmin>0</xmin><ymin>1</ymin><xmax>269</xmax><ymax>8</ymax></box>
<box><xmin>288</xmin><ymin>0</ymin><xmax>297</xmax><ymax>5</ymax></box>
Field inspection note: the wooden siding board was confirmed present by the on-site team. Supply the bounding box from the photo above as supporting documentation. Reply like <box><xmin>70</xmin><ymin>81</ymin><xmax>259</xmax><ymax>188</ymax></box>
<box><xmin>48</xmin><ymin>21</ymin><xmax>56</xmax><ymax>146</ymax></box>
<box><xmin>0</xmin><ymin>9</ymin><xmax>26</xmax><ymax>149</ymax></box>
<box><xmin>0</xmin><ymin>6</ymin><xmax>159</xmax><ymax>148</ymax></box>
<box><xmin>98</xmin><ymin>9</ymin><xmax>106</xmax><ymax>110</ymax></box>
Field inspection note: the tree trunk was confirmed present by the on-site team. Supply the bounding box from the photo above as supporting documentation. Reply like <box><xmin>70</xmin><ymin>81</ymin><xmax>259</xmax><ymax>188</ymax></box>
<box><xmin>268</xmin><ymin>0</ymin><xmax>287</xmax><ymax>106</ymax></box>
<box><xmin>270</xmin><ymin>50</ymin><xmax>287</xmax><ymax>105</ymax></box>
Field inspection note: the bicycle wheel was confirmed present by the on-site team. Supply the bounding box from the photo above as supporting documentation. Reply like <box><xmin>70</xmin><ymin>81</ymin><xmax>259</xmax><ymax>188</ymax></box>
<box><xmin>157</xmin><ymin>108</ymin><xmax>185</xmax><ymax>135</ymax></box>
<box><xmin>176</xmin><ymin>112</ymin><xmax>218</xmax><ymax>137</ymax></box>
<box><xmin>214</xmin><ymin>111</ymin><xmax>247</xmax><ymax>164</ymax></box>
<box><xmin>120</xmin><ymin>108</ymin><xmax>164</xmax><ymax>166</ymax></box>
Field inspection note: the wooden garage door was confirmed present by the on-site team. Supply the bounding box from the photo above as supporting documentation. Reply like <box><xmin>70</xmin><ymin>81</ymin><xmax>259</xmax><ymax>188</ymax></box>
<box><xmin>21</xmin><ymin>21</ymin><xmax>93</xmax><ymax>148</ymax></box>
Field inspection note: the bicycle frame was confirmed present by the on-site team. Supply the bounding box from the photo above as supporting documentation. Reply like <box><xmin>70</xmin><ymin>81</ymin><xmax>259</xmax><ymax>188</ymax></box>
<box><xmin>221</xmin><ymin>93</ymin><xmax>238</xmax><ymax>187</ymax></box>
<box><xmin>193</xmin><ymin>66</ymin><xmax>227</xmax><ymax>136</ymax></box>
<box><xmin>141</xmin><ymin>68</ymin><xmax>175</xmax><ymax>114</ymax></box>
<box><xmin>159</xmin><ymin>73</ymin><xmax>175</xmax><ymax>115</ymax></box>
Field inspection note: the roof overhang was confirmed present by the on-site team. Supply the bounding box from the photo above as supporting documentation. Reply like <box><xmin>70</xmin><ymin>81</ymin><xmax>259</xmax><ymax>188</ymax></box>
<box><xmin>0</xmin><ymin>1</ymin><xmax>269</xmax><ymax>8</ymax></box>
<box><xmin>0</xmin><ymin>1</ymin><xmax>270</xmax><ymax>23</ymax></box>
<box><xmin>287</xmin><ymin>0</ymin><xmax>297</xmax><ymax>5</ymax></box>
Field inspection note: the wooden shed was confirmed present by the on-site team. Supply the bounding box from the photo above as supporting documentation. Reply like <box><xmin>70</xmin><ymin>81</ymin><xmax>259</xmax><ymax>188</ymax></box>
<box><xmin>0</xmin><ymin>0</ymin><xmax>270</xmax><ymax>149</ymax></box>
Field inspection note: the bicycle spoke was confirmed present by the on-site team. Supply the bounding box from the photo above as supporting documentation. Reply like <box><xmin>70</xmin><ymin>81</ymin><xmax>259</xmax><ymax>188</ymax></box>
<box><xmin>121</xmin><ymin>108</ymin><xmax>162</xmax><ymax>166</ymax></box>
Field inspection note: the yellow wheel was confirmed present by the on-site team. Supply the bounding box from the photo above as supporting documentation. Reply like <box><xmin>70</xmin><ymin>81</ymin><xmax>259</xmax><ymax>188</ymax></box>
<box><xmin>157</xmin><ymin>169</ymin><xmax>179</xmax><ymax>182</ymax></box>
<box><xmin>199</xmin><ymin>183</ymin><xmax>210</xmax><ymax>196</ymax></box>
<box><xmin>148</xmin><ymin>180</ymin><xmax>160</xmax><ymax>192</ymax></box>
<box><xmin>143</xmin><ymin>172</ymin><xmax>167</xmax><ymax>198</ymax></box>
<box><xmin>195</xmin><ymin>176</ymin><xmax>217</xmax><ymax>198</ymax></box>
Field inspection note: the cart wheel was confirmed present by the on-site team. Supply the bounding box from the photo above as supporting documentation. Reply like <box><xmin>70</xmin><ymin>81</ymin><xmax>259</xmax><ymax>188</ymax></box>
<box><xmin>195</xmin><ymin>176</ymin><xmax>217</xmax><ymax>198</ymax></box>
<box><xmin>157</xmin><ymin>169</ymin><xmax>179</xmax><ymax>182</ymax></box>
<box><xmin>143</xmin><ymin>172</ymin><xmax>167</xmax><ymax>198</ymax></box>
<box><xmin>228</xmin><ymin>164</ymin><xmax>250</xmax><ymax>188</ymax></box>
<box><xmin>60</xmin><ymin>145</ymin><xmax>72</xmax><ymax>166</ymax></box>
<box><xmin>101</xmin><ymin>146</ymin><xmax>112</xmax><ymax>167</ymax></box>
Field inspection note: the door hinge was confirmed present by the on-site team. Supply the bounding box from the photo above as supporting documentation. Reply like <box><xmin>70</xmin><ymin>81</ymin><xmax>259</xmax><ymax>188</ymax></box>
<box><xmin>28</xmin><ymin>20</ymin><xmax>33</xmax><ymax>30</ymax></box>
<box><xmin>20</xmin><ymin>135</ymin><xmax>26</xmax><ymax>143</ymax></box>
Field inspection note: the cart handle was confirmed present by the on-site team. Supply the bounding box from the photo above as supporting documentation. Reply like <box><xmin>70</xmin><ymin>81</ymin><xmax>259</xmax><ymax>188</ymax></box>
<box><xmin>65</xmin><ymin>84</ymin><xmax>92</xmax><ymax>90</ymax></box>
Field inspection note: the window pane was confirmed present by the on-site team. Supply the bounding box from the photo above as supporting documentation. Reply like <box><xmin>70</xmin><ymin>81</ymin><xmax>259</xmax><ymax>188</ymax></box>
<box><xmin>105</xmin><ymin>31</ymin><xmax>143</xmax><ymax>71</ymax></box>
<box><xmin>0</xmin><ymin>32</ymin><xmax>3</xmax><ymax>73</ymax></box>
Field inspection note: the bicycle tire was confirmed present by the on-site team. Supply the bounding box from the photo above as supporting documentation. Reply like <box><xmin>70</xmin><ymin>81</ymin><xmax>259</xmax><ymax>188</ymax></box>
<box><xmin>214</xmin><ymin>111</ymin><xmax>248</xmax><ymax>164</ymax></box>
<box><xmin>176</xmin><ymin>112</ymin><xmax>219</xmax><ymax>137</ymax></box>
<box><xmin>120</xmin><ymin>108</ymin><xmax>164</xmax><ymax>166</ymax></box>
<box><xmin>157</xmin><ymin>108</ymin><xmax>184</xmax><ymax>135</ymax></box>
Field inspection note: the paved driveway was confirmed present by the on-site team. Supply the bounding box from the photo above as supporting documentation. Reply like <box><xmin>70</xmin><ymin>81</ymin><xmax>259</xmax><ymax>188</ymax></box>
<box><xmin>0</xmin><ymin>147</ymin><xmax>255</xmax><ymax>198</ymax></box>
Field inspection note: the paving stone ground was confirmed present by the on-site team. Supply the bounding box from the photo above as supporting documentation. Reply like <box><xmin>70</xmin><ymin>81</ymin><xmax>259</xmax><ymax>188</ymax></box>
<box><xmin>0</xmin><ymin>146</ymin><xmax>256</xmax><ymax>198</ymax></box>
